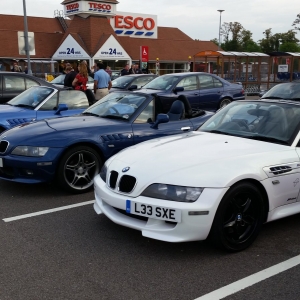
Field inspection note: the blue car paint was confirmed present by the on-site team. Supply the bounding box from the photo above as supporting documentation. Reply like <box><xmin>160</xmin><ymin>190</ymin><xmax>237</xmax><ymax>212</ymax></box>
<box><xmin>139</xmin><ymin>72</ymin><xmax>245</xmax><ymax>111</ymax></box>
<box><xmin>0</xmin><ymin>91</ymin><xmax>214</xmax><ymax>185</ymax></box>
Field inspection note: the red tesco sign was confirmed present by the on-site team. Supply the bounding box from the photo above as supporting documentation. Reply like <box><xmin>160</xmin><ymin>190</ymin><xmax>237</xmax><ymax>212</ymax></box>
<box><xmin>114</xmin><ymin>16</ymin><xmax>155</xmax><ymax>30</ymax></box>
<box><xmin>88</xmin><ymin>2</ymin><xmax>111</xmax><ymax>10</ymax></box>
<box><xmin>66</xmin><ymin>3</ymin><xmax>79</xmax><ymax>10</ymax></box>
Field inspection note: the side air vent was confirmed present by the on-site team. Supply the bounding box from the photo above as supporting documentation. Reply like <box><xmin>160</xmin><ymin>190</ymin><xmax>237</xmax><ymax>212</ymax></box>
<box><xmin>7</xmin><ymin>118</ymin><xmax>32</xmax><ymax>126</ymax></box>
<box><xmin>101</xmin><ymin>133</ymin><xmax>131</xmax><ymax>142</ymax></box>
<box><xmin>269</xmin><ymin>166</ymin><xmax>292</xmax><ymax>175</ymax></box>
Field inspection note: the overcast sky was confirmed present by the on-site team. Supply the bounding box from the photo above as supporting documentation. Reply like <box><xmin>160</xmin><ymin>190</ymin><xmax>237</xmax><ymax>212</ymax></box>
<box><xmin>2</xmin><ymin>0</ymin><xmax>300</xmax><ymax>42</ymax></box>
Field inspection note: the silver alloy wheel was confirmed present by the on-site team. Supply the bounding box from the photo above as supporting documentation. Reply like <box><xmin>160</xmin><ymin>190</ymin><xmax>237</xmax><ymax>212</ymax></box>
<box><xmin>63</xmin><ymin>149</ymin><xmax>100</xmax><ymax>191</ymax></box>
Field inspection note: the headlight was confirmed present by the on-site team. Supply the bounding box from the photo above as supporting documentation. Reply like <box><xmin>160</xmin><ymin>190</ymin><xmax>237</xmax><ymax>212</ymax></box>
<box><xmin>11</xmin><ymin>146</ymin><xmax>49</xmax><ymax>157</ymax></box>
<box><xmin>99</xmin><ymin>164</ymin><xmax>107</xmax><ymax>182</ymax></box>
<box><xmin>141</xmin><ymin>183</ymin><xmax>203</xmax><ymax>203</ymax></box>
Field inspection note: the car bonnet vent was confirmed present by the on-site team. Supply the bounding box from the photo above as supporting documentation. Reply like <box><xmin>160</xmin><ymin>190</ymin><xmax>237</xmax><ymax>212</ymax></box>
<box><xmin>269</xmin><ymin>166</ymin><xmax>292</xmax><ymax>175</ymax></box>
<box><xmin>0</xmin><ymin>141</ymin><xmax>9</xmax><ymax>153</ymax></box>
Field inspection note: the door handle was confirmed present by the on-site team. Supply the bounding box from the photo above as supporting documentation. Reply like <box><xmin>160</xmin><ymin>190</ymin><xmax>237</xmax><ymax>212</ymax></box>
<box><xmin>194</xmin><ymin>93</ymin><xmax>199</xmax><ymax>95</ymax></box>
<box><xmin>181</xmin><ymin>127</ymin><xmax>191</xmax><ymax>131</ymax></box>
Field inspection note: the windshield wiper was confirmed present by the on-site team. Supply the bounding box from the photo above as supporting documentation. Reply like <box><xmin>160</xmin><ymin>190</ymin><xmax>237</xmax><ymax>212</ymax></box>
<box><xmin>14</xmin><ymin>104</ymin><xmax>34</xmax><ymax>109</ymax></box>
<box><xmin>262</xmin><ymin>96</ymin><xmax>284</xmax><ymax>99</ymax></box>
<box><xmin>81</xmin><ymin>112</ymin><xmax>99</xmax><ymax>117</ymax></box>
<box><xmin>246</xmin><ymin>135</ymin><xmax>289</xmax><ymax>145</ymax></box>
<box><xmin>101</xmin><ymin>115</ymin><xmax>127</xmax><ymax>120</ymax></box>
<box><xmin>206</xmin><ymin>130</ymin><xmax>235</xmax><ymax>136</ymax></box>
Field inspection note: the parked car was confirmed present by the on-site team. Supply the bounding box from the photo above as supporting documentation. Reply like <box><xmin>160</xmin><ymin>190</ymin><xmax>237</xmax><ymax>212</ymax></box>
<box><xmin>0</xmin><ymin>91</ymin><xmax>213</xmax><ymax>193</ymax></box>
<box><xmin>0</xmin><ymin>72</ymin><xmax>54</xmax><ymax>103</ymax></box>
<box><xmin>111</xmin><ymin>71</ymin><xmax>120</xmax><ymax>81</ymax></box>
<box><xmin>110</xmin><ymin>74</ymin><xmax>157</xmax><ymax>92</ymax></box>
<box><xmin>94</xmin><ymin>98</ymin><xmax>300</xmax><ymax>251</ymax></box>
<box><xmin>50</xmin><ymin>74</ymin><xmax>94</xmax><ymax>89</ymax></box>
<box><xmin>261</xmin><ymin>82</ymin><xmax>300</xmax><ymax>100</ymax></box>
<box><xmin>139</xmin><ymin>72</ymin><xmax>245</xmax><ymax>111</ymax></box>
<box><xmin>0</xmin><ymin>86</ymin><xmax>92</xmax><ymax>133</ymax></box>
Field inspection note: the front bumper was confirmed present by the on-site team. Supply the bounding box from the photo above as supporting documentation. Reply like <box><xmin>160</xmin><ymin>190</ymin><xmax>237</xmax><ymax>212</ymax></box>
<box><xmin>0</xmin><ymin>147</ymin><xmax>64</xmax><ymax>183</ymax></box>
<box><xmin>94</xmin><ymin>175</ymin><xmax>228</xmax><ymax>243</ymax></box>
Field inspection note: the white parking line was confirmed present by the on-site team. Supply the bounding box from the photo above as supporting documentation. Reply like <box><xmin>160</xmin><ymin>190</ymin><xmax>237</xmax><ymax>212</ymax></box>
<box><xmin>2</xmin><ymin>200</ymin><xmax>95</xmax><ymax>222</ymax></box>
<box><xmin>195</xmin><ymin>254</ymin><xmax>300</xmax><ymax>300</ymax></box>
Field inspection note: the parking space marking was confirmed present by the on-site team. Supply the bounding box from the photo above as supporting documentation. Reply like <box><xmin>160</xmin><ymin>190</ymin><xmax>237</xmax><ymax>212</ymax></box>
<box><xmin>2</xmin><ymin>200</ymin><xmax>95</xmax><ymax>222</ymax></box>
<box><xmin>195</xmin><ymin>254</ymin><xmax>300</xmax><ymax>300</ymax></box>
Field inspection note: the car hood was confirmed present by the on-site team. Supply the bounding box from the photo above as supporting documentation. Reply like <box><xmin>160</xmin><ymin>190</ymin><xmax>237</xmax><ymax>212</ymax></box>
<box><xmin>1</xmin><ymin>115</ymin><xmax>130</xmax><ymax>147</ymax></box>
<box><xmin>108</xmin><ymin>131</ymin><xmax>297</xmax><ymax>189</ymax></box>
<box><xmin>0</xmin><ymin>105</ymin><xmax>29</xmax><ymax>113</ymax></box>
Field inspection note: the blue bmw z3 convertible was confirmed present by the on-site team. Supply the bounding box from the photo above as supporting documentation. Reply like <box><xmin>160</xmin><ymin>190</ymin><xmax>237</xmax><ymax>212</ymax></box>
<box><xmin>0</xmin><ymin>86</ymin><xmax>92</xmax><ymax>133</ymax></box>
<box><xmin>0</xmin><ymin>91</ymin><xmax>214</xmax><ymax>193</ymax></box>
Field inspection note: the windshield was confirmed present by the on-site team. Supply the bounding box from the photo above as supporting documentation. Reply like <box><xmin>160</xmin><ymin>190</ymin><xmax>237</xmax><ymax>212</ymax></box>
<box><xmin>142</xmin><ymin>75</ymin><xmax>180</xmax><ymax>91</ymax></box>
<box><xmin>262</xmin><ymin>83</ymin><xmax>300</xmax><ymax>100</ymax></box>
<box><xmin>8</xmin><ymin>86</ymin><xmax>55</xmax><ymax>109</ymax></box>
<box><xmin>112</xmin><ymin>76</ymin><xmax>133</xmax><ymax>88</ymax></box>
<box><xmin>199</xmin><ymin>101</ymin><xmax>300</xmax><ymax>145</ymax></box>
<box><xmin>83</xmin><ymin>92</ymin><xmax>148</xmax><ymax>120</ymax></box>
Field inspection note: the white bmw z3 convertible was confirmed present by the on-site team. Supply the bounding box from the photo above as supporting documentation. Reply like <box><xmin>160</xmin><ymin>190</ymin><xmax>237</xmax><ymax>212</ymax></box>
<box><xmin>94</xmin><ymin>99</ymin><xmax>300</xmax><ymax>251</ymax></box>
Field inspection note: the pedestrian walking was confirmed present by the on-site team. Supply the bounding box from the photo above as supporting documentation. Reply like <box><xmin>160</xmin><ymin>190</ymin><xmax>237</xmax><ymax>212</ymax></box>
<box><xmin>94</xmin><ymin>62</ymin><xmax>112</xmax><ymax>101</ymax></box>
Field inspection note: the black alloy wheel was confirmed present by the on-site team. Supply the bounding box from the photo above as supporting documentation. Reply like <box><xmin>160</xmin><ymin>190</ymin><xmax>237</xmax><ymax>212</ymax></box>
<box><xmin>57</xmin><ymin>146</ymin><xmax>102</xmax><ymax>193</ymax></box>
<box><xmin>210</xmin><ymin>182</ymin><xmax>265</xmax><ymax>251</ymax></box>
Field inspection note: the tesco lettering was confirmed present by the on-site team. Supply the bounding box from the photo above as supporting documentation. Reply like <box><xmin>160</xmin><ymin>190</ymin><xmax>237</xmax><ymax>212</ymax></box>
<box><xmin>114</xmin><ymin>16</ymin><xmax>155</xmax><ymax>30</ymax></box>
<box><xmin>66</xmin><ymin>3</ymin><xmax>79</xmax><ymax>10</ymax></box>
<box><xmin>89</xmin><ymin>2</ymin><xmax>111</xmax><ymax>10</ymax></box>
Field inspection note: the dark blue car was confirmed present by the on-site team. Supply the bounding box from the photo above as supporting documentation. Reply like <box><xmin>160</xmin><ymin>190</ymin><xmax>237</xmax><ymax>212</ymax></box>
<box><xmin>139</xmin><ymin>72</ymin><xmax>245</xmax><ymax>111</ymax></box>
<box><xmin>0</xmin><ymin>91</ymin><xmax>213</xmax><ymax>193</ymax></box>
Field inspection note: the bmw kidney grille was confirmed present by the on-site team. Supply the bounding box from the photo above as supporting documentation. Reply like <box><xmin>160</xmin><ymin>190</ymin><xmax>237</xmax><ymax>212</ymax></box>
<box><xmin>0</xmin><ymin>141</ymin><xmax>9</xmax><ymax>154</ymax></box>
<box><xmin>108</xmin><ymin>170</ymin><xmax>137</xmax><ymax>193</ymax></box>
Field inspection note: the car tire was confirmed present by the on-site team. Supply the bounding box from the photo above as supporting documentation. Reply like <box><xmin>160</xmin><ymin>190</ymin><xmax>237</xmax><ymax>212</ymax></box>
<box><xmin>219</xmin><ymin>98</ymin><xmax>231</xmax><ymax>109</ymax></box>
<box><xmin>209</xmin><ymin>182</ymin><xmax>265</xmax><ymax>252</ymax></box>
<box><xmin>57</xmin><ymin>146</ymin><xmax>102</xmax><ymax>193</ymax></box>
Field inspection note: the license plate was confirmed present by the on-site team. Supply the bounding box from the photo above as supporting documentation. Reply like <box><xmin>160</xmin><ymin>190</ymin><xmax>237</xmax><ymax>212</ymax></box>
<box><xmin>0</xmin><ymin>158</ymin><xmax>2</xmax><ymax>168</ymax></box>
<box><xmin>126</xmin><ymin>200</ymin><xmax>181</xmax><ymax>222</ymax></box>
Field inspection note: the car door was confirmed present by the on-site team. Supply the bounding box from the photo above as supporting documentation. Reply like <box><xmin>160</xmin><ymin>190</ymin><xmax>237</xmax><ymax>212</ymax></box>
<box><xmin>175</xmin><ymin>75</ymin><xmax>200</xmax><ymax>109</ymax></box>
<box><xmin>2</xmin><ymin>74</ymin><xmax>26</xmax><ymax>103</ymax></box>
<box><xmin>131</xmin><ymin>99</ymin><xmax>193</xmax><ymax>144</ymax></box>
<box><xmin>198</xmin><ymin>74</ymin><xmax>223</xmax><ymax>110</ymax></box>
<box><xmin>36</xmin><ymin>90</ymin><xmax>89</xmax><ymax>120</ymax></box>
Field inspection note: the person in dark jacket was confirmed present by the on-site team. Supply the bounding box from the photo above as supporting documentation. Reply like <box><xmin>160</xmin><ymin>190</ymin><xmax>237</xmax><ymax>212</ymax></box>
<box><xmin>121</xmin><ymin>64</ymin><xmax>130</xmax><ymax>76</ymax></box>
<box><xmin>64</xmin><ymin>66</ymin><xmax>77</xmax><ymax>88</ymax></box>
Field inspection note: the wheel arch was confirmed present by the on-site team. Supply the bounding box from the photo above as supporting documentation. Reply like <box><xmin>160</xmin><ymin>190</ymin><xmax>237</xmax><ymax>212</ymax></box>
<box><xmin>55</xmin><ymin>142</ymin><xmax>105</xmax><ymax>174</ymax></box>
<box><xmin>228</xmin><ymin>178</ymin><xmax>270</xmax><ymax>222</ymax></box>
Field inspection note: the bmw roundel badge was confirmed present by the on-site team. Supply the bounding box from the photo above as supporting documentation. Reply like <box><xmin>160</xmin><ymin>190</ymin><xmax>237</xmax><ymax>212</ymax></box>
<box><xmin>122</xmin><ymin>167</ymin><xmax>130</xmax><ymax>173</ymax></box>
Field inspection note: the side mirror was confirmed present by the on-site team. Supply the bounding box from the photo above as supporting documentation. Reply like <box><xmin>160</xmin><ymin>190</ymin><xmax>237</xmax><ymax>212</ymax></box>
<box><xmin>173</xmin><ymin>86</ymin><xmax>184</xmax><ymax>94</ymax></box>
<box><xmin>55</xmin><ymin>103</ymin><xmax>68</xmax><ymax>115</ymax></box>
<box><xmin>150</xmin><ymin>113</ymin><xmax>169</xmax><ymax>129</ymax></box>
<box><xmin>128</xmin><ymin>84</ymin><xmax>138</xmax><ymax>91</ymax></box>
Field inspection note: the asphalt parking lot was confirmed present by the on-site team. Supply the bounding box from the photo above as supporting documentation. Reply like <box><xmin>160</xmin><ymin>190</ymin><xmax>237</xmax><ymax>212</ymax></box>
<box><xmin>1</xmin><ymin>175</ymin><xmax>300</xmax><ymax>300</ymax></box>
<box><xmin>2</xmin><ymin>94</ymin><xmax>300</xmax><ymax>300</ymax></box>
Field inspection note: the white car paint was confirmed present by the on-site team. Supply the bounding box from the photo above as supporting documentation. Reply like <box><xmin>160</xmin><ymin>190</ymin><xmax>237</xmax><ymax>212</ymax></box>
<box><xmin>93</xmin><ymin>99</ymin><xmax>300</xmax><ymax>250</ymax></box>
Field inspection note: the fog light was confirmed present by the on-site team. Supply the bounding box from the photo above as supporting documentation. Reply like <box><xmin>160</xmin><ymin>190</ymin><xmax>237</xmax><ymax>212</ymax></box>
<box><xmin>24</xmin><ymin>169</ymin><xmax>34</xmax><ymax>175</ymax></box>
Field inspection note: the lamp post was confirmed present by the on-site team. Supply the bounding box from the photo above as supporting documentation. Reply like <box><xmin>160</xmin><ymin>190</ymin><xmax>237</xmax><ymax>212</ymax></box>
<box><xmin>22</xmin><ymin>0</ymin><xmax>32</xmax><ymax>75</ymax></box>
<box><xmin>217</xmin><ymin>10</ymin><xmax>224</xmax><ymax>51</ymax></box>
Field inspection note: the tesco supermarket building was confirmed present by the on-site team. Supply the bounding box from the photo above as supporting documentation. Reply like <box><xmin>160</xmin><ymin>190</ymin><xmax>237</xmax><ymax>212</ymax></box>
<box><xmin>0</xmin><ymin>0</ymin><xmax>218</xmax><ymax>75</ymax></box>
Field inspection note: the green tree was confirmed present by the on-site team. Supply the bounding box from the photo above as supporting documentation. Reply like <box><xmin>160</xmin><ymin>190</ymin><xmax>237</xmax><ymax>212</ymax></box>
<box><xmin>292</xmin><ymin>13</ymin><xmax>300</xmax><ymax>31</ymax></box>
<box><xmin>210</xmin><ymin>38</ymin><xmax>219</xmax><ymax>46</ymax></box>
